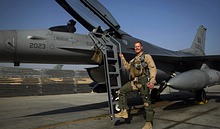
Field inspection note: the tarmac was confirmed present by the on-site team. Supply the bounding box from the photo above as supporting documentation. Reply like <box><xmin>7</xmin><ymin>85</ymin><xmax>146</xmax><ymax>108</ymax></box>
<box><xmin>0</xmin><ymin>85</ymin><xmax>220</xmax><ymax>129</ymax></box>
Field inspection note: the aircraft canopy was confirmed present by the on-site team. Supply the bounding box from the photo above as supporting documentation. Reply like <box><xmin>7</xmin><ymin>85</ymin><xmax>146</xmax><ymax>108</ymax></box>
<box><xmin>56</xmin><ymin>0</ymin><xmax>121</xmax><ymax>37</ymax></box>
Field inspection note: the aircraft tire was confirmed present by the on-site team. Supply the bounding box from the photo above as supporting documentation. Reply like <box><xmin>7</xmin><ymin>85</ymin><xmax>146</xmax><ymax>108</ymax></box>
<box><xmin>151</xmin><ymin>88</ymin><xmax>160</xmax><ymax>102</ymax></box>
<box><xmin>114</xmin><ymin>102</ymin><xmax>121</xmax><ymax>113</ymax></box>
<box><xmin>194</xmin><ymin>89</ymin><xmax>207</xmax><ymax>102</ymax></box>
<box><xmin>112</xmin><ymin>90</ymin><xmax>121</xmax><ymax>113</ymax></box>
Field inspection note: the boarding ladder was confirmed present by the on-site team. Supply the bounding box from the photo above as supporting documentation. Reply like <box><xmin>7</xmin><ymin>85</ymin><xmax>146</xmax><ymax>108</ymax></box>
<box><xmin>89</xmin><ymin>32</ymin><xmax>122</xmax><ymax>120</ymax></box>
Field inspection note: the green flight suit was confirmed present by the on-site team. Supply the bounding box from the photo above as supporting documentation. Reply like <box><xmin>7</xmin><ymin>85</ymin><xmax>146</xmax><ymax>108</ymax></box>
<box><xmin>118</xmin><ymin>52</ymin><xmax>157</xmax><ymax>122</ymax></box>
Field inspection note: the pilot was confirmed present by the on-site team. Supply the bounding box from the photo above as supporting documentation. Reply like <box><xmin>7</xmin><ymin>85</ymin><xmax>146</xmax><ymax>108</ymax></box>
<box><xmin>115</xmin><ymin>41</ymin><xmax>157</xmax><ymax>129</ymax></box>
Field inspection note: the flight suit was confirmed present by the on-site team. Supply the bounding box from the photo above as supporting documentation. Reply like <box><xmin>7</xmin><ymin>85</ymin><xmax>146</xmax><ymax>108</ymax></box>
<box><xmin>118</xmin><ymin>53</ymin><xmax>157</xmax><ymax>122</ymax></box>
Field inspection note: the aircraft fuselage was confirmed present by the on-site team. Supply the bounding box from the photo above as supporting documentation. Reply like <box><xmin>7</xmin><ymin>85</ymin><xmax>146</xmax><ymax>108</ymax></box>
<box><xmin>0</xmin><ymin>30</ymin><xmax>95</xmax><ymax>65</ymax></box>
<box><xmin>0</xmin><ymin>29</ymin><xmax>193</xmax><ymax>65</ymax></box>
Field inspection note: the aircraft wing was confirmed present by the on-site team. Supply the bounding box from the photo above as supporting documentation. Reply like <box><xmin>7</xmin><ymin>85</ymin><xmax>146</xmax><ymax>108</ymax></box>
<box><xmin>181</xmin><ymin>55</ymin><xmax>220</xmax><ymax>71</ymax></box>
<box><xmin>152</xmin><ymin>55</ymin><xmax>220</xmax><ymax>72</ymax></box>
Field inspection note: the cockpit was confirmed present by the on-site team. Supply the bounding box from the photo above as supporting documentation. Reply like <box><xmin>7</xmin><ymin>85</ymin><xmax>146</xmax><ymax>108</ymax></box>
<box><xmin>55</xmin><ymin>0</ymin><xmax>123</xmax><ymax>38</ymax></box>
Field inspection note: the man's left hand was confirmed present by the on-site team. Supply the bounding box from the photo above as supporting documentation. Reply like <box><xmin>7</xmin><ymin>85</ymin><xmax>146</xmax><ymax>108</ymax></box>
<box><xmin>147</xmin><ymin>82</ymin><xmax>154</xmax><ymax>89</ymax></box>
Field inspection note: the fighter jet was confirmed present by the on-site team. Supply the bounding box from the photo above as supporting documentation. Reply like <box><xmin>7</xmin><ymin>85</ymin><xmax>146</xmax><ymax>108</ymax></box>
<box><xmin>0</xmin><ymin>0</ymin><xmax>220</xmax><ymax>108</ymax></box>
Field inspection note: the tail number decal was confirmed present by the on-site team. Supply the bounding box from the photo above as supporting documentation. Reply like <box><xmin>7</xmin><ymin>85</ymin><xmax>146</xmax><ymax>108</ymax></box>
<box><xmin>29</xmin><ymin>43</ymin><xmax>46</xmax><ymax>49</ymax></box>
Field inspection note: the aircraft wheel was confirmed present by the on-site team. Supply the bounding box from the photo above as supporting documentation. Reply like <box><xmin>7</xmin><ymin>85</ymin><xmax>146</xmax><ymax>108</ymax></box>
<box><xmin>111</xmin><ymin>90</ymin><xmax>121</xmax><ymax>112</ymax></box>
<box><xmin>114</xmin><ymin>103</ymin><xmax>121</xmax><ymax>112</ymax></box>
<box><xmin>151</xmin><ymin>88</ymin><xmax>160</xmax><ymax>102</ymax></box>
<box><xmin>114</xmin><ymin>96</ymin><xmax>121</xmax><ymax>112</ymax></box>
<box><xmin>194</xmin><ymin>89</ymin><xmax>207</xmax><ymax>103</ymax></box>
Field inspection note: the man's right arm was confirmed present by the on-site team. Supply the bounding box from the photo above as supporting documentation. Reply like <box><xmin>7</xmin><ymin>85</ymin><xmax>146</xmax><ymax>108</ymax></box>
<box><xmin>119</xmin><ymin>53</ymin><xmax>130</xmax><ymax>70</ymax></box>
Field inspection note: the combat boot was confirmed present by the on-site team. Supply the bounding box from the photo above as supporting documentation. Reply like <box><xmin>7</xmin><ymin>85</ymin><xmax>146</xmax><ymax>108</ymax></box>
<box><xmin>114</xmin><ymin>109</ymin><xmax>128</xmax><ymax>118</ymax></box>
<box><xmin>142</xmin><ymin>122</ymin><xmax>152</xmax><ymax>129</ymax></box>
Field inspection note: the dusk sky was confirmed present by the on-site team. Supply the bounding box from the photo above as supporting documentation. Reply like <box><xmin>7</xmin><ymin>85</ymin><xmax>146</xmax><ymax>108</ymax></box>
<box><xmin>0</xmin><ymin>0</ymin><xmax>219</xmax><ymax>69</ymax></box>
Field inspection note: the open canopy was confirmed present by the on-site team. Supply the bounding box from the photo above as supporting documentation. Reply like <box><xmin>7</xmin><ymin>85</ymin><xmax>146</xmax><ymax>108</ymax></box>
<box><xmin>56</xmin><ymin>0</ymin><xmax>121</xmax><ymax>37</ymax></box>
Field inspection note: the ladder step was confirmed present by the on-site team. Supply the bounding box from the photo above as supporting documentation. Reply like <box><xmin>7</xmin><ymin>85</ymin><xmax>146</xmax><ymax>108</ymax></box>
<box><xmin>110</xmin><ymin>86</ymin><xmax>121</xmax><ymax>90</ymax></box>
<box><xmin>108</xmin><ymin>72</ymin><xmax>119</xmax><ymax>75</ymax></box>
<box><xmin>107</xmin><ymin>58</ymin><xmax>117</xmax><ymax>64</ymax></box>
<box><xmin>93</xmin><ymin>32</ymin><xmax>103</xmax><ymax>37</ymax></box>
<box><xmin>106</xmin><ymin>44</ymin><xmax>114</xmax><ymax>48</ymax></box>
<box><xmin>107</xmin><ymin>58</ymin><xmax>117</xmax><ymax>61</ymax></box>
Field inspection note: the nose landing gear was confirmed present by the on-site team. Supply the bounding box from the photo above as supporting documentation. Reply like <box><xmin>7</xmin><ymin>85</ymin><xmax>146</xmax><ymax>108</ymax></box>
<box><xmin>193</xmin><ymin>89</ymin><xmax>208</xmax><ymax>104</ymax></box>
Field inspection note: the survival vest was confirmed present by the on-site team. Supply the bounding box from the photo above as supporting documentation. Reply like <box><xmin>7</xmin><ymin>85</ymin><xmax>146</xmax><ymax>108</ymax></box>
<box><xmin>130</xmin><ymin>53</ymin><xmax>150</xmax><ymax>80</ymax></box>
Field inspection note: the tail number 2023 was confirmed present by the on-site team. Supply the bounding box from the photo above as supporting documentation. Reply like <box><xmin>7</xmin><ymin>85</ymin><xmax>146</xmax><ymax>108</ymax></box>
<box><xmin>29</xmin><ymin>43</ymin><xmax>46</xmax><ymax>49</ymax></box>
